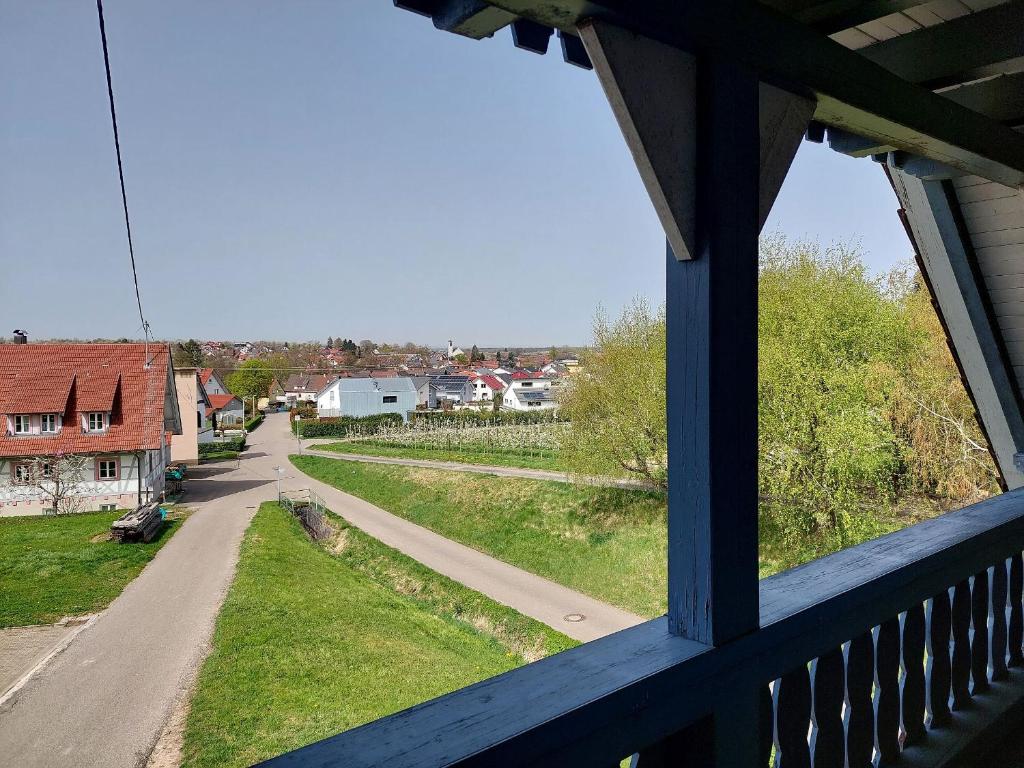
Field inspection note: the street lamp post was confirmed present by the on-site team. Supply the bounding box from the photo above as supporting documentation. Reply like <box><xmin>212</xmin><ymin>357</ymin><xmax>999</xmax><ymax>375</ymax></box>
<box><xmin>272</xmin><ymin>466</ymin><xmax>284</xmax><ymax>502</ymax></box>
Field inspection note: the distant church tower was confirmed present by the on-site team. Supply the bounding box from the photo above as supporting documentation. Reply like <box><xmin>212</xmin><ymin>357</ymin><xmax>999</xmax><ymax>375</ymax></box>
<box><xmin>448</xmin><ymin>339</ymin><xmax>454</xmax><ymax>359</ymax></box>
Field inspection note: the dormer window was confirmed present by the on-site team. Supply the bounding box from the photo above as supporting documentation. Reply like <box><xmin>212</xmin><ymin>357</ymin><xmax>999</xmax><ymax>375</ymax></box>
<box><xmin>41</xmin><ymin>414</ymin><xmax>58</xmax><ymax>433</ymax></box>
<box><xmin>88</xmin><ymin>412</ymin><xmax>106</xmax><ymax>432</ymax></box>
<box><xmin>13</xmin><ymin>415</ymin><xmax>31</xmax><ymax>434</ymax></box>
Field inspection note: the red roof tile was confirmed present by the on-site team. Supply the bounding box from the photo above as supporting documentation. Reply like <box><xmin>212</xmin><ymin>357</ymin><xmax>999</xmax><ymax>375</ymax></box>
<box><xmin>199</xmin><ymin>368</ymin><xmax>214</xmax><ymax>385</ymax></box>
<box><xmin>0</xmin><ymin>372</ymin><xmax>75</xmax><ymax>414</ymax></box>
<box><xmin>76</xmin><ymin>371</ymin><xmax>120</xmax><ymax>412</ymax></box>
<box><xmin>207</xmin><ymin>393</ymin><xmax>239</xmax><ymax>413</ymax></box>
<box><xmin>472</xmin><ymin>375</ymin><xmax>506</xmax><ymax>391</ymax></box>
<box><xmin>0</xmin><ymin>343</ymin><xmax>172</xmax><ymax>458</ymax></box>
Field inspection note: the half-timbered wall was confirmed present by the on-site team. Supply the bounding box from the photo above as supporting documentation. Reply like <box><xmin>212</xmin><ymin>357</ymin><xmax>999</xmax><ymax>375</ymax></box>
<box><xmin>0</xmin><ymin>447</ymin><xmax>168</xmax><ymax>515</ymax></box>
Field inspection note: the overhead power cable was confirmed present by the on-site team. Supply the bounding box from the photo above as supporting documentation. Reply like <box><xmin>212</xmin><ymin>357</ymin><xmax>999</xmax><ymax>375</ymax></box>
<box><xmin>95</xmin><ymin>0</ymin><xmax>149</xmax><ymax>342</ymax></box>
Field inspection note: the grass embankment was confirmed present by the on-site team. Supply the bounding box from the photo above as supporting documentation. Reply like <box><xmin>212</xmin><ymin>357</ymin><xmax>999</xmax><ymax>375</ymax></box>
<box><xmin>290</xmin><ymin>456</ymin><xmax>942</xmax><ymax>618</ymax></box>
<box><xmin>182</xmin><ymin>502</ymin><xmax>574</xmax><ymax>768</ymax></box>
<box><xmin>291</xmin><ymin>455</ymin><xmax>668</xmax><ymax>617</ymax></box>
<box><xmin>0</xmin><ymin>509</ymin><xmax>184</xmax><ymax>627</ymax></box>
<box><xmin>311</xmin><ymin>439</ymin><xmax>564</xmax><ymax>471</ymax></box>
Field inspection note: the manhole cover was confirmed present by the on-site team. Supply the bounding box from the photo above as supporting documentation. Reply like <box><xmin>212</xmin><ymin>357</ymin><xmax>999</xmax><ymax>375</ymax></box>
<box><xmin>563</xmin><ymin>613</ymin><xmax>586</xmax><ymax>623</ymax></box>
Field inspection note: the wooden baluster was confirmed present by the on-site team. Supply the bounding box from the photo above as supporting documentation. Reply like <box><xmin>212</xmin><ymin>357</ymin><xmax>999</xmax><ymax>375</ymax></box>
<box><xmin>992</xmin><ymin>560</ymin><xmax>1009</xmax><ymax>681</ymax></box>
<box><xmin>951</xmin><ymin>579</ymin><xmax>972</xmax><ymax>709</ymax></box>
<box><xmin>902</xmin><ymin>603</ymin><xmax>926</xmax><ymax>746</ymax></box>
<box><xmin>845</xmin><ymin>632</ymin><xmax>875</xmax><ymax>768</ymax></box>
<box><xmin>971</xmin><ymin>570</ymin><xmax>990</xmax><ymax>695</ymax></box>
<box><xmin>775</xmin><ymin>664</ymin><xmax>811</xmax><ymax>768</ymax></box>
<box><xmin>875</xmin><ymin>617</ymin><xmax>900</xmax><ymax>764</ymax></box>
<box><xmin>809</xmin><ymin>648</ymin><xmax>844</xmax><ymax>768</ymax></box>
<box><xmin>927</xmin><ymin>590</ymin><xmax>952</xmax><ymax>728</ymax></box>
<box><xmin>761</xmin><ymin>683</ymin><xmax>774</xmax><ymax>768</ymax></box>
<box><xmin>1009</xmin><ymin>553</ymin><xmax>1023</xmax><ymax>667</ymax></box>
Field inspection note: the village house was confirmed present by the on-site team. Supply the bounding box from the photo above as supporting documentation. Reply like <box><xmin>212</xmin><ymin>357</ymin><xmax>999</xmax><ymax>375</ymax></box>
<box><xmin>199</xmin><ymin>367</ymin><xmax>229</xmax><ymax>396</ymax></box>
<box><xmin>170</xmin><ymin>367</ymin><xmax>214</xmax><ymax>465</ymax></box>
<box><xmin>469</xmin><ymin>374</ymin><xmax>506</xmax><ymax>402</ymax></box>
<box><xmin>410</xmin><ymin>376</ymin><xmax>432</xmax><ymax>408</ymax></box>
<box><xmin>428</xmin><ymin>375</ymin><xmax>473</xmax><ymax>407</ymax></box>
<box><xmin>502</xmin><ymin>373</ymin><xmax>556</xmax><ymax>411</ymax></box>
<box><xmin>315</xmin><ymin>377</ymin><xmax>417</xmax><ymax>421</ymax></box>
<box><xmin>0</xmin><ymin>342</ymin><xmax>182</xmax><ymax>515</ymax></box>
<box><xmin>207</xmin><ymin>393</ymin><xmax>244</xmax><ymax>428</ymax></box>
<box><xmin>281</xmin><ymin>373</ymin><xmax>332</xmax><ymax>404</ymax></box>
<box><xmin>198</xmin><ymin>367</ymin><xmax>244</xmax><ymax>427</ymax></box>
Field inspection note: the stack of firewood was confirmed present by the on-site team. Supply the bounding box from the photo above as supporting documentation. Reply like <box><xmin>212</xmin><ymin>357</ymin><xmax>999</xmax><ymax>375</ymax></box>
<box><xmin>110</xmin><ymin>503</ymin><xmax>164</xmax><ymax>543</ymax></box>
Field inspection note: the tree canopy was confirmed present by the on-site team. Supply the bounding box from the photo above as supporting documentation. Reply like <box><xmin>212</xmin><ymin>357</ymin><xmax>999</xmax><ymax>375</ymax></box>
<box><xmin>226</xmin><ymin>359</ymin><xmax>274</xmax><ymax>401</ymax></box>
<box><xmin>558</xmin><ymin>237</ymin><xmax>998</xmax><ymax>553</ymax></box>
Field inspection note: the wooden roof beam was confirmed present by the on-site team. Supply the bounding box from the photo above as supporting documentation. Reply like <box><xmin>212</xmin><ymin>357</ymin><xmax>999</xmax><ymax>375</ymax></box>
<box><xmin>769</xmin><ymin>0</ymin><xmax>931</xmax><ymax>35</ymax></box>
<box><xmin>857</xmin><ymin>1</ymin><xmax>1024</xmax><ymax>89</ymax></box>
<box><xmin>825</xmin><ymin>74</ymin><xmax>1024</xmax><ymax>162</ymax></box>
<box><xmin>431</xmin><ymin>0</ymin><xmax>517</xmax><ymax>38</ymax></box>
<box><xmin>478</xmin><ymin>0</ymin><xmax>1024</xmax><ymax>186</ymax></box>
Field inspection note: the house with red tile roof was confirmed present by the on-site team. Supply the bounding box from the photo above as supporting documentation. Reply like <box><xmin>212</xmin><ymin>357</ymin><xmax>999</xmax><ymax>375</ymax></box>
<box><xmin>199</xmin><ymin>367</ymin><xmax>230</xmax><ymax>396</ymax></box>
<box><xmin>469</xmin><ymin>374</ymin><xmax>506</xmax><ymax>402</ymax></box>
<box><xmin>0</xmin><ymin>343</ymin><xmax>182</xmax><ymax>515</ymax></box>
<box><xmin>206</xmin><ymin>393</ymin><xmax>244</xmax><ymax>427</ymax></box>
<box><xmin>281</xmin><ymin>373</ymin><xmax>332</xmax><ymax>403</ymax></box>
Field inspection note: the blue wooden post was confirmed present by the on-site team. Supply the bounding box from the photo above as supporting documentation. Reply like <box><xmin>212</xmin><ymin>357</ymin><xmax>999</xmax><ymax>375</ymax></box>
<box><xmin>666</xmin><ymin>54</ymin><xmax>760</xmax><ymax>646</ymax></box>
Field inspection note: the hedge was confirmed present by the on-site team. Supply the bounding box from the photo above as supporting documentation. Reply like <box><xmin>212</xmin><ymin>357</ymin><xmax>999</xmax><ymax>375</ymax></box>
<box><xmin>244</xmin><ymin>414</ymin><xmax>264</xmax><ymax>432</ymax></box>
<box><xmin>296</xmin><ymin>413</ymin><xmax>404</xmax><ymax>438</ymax></box>
<box><xmin>199</xmin><ymin>434</ymin><xmax>247</xmax><ymax>455</ymax></box>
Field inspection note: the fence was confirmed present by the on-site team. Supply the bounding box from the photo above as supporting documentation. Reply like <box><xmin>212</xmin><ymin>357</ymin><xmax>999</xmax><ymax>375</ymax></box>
<box><xmin>279</xmin><ymin>489</ymin><xmax>332</xmax><ymax>541</ymax></box>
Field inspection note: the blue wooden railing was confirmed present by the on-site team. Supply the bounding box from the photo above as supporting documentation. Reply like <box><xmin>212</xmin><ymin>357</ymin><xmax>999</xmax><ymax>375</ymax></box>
<box><xmin>259</xmin><ymin>488</ymin><xmax>1024</xmax><ymax>767</ymax></box>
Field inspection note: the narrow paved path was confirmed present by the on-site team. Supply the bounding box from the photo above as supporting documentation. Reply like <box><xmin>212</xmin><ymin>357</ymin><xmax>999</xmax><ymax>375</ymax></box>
<box><xmin>301</xmin><ymin>447</ymin><xmax>654</xmax><ymax>490</ymax></box>
<box><xmin>0</xmin><ymin>456</ymin><xmax>270</xmax><ymax>767</ymax></box>
<box><xmin>0</xmin><ymin>413</ymin><xmax>643</xmax><ymax>767</ymax></box>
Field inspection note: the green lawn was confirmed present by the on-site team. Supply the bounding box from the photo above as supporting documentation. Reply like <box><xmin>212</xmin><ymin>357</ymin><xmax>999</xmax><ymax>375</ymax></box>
<box><xmin>181</xmin><ymin>502</ymin><xmax>574</xmax><ymax>768</ymax></box>
<box><xmin>291</xmin><ymin>455</ymin><xmax>668</xmax><ymax>618</ymax></box>
<box><xmin>0</xmin><ymin>509</ymin><xmax>184</xmax><ymax>627</ymax></box>
<box><xmin>310</xmin><ymin>440</ymin><xmax>564</xmax><ymax>472</ymax></box>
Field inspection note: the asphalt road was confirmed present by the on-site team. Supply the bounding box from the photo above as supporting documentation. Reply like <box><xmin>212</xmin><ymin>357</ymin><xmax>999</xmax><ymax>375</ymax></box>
<box><xmin>0</xmin><ymin>413</ymin><xmax>644</xmax><ymax>766</ymax></box>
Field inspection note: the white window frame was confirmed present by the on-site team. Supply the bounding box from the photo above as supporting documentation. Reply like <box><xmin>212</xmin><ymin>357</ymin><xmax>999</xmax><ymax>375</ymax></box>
<box><xmin>40</xmin><ymin>413</ymin><xmax>57</xmax><ymax>433</ymax></box>
<box><xmin>88</xmin><ymin>412</ymin><xmax>106</xmax><ymax>432</ymax></box>
<box><xmin>13</xmin><ymin>414</ymin><xmax>31</xmax><ymax>434</ymax></box>
<box><xmin>97</xmin><ymin>459</ymin><xmax>117</xmax><ymax>480</ymax></box>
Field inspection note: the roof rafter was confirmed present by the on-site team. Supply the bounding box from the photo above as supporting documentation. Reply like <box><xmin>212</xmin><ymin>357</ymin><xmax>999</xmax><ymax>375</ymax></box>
<box><xmin>766</xmin><ymin>0</ymin><xmax>931</xmax><ymax>35</ymax></box>
<box><xmin>471</xmin><ymin>0</ymin><xmax>1024</xmax><ymax>186</ymax></box>
<box><xmin>857</xmin><ymin>1</ymin><xmax>1024</xmax><ymax>88</ymax></box>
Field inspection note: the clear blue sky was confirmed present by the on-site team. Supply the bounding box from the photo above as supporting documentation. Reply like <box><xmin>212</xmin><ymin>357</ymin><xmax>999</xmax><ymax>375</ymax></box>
<box><xmin>1</xmin><ymin>2</ymin><xmax>912</xmax><ymax>347</ymax></box>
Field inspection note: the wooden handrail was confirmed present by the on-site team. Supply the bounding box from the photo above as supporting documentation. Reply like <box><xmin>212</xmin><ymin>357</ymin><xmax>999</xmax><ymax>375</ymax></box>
<box><xmin>259</xmin><ymin>487</ymin><xmax>1024</xmax><ymax>767</ymax></box>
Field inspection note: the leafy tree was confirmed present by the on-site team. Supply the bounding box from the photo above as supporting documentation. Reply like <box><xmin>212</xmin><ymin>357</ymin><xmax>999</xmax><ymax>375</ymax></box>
<box><xmin>226</xmin><ymin>359</ymin><xmax>274</xmax><ymax>401</ymax></box>
<box><xmin>453</xmin><ymin>353</ymin><xmax>468</xmax><ymax>364</ymax></box>
<box><xmin>175</xmin><ymin>339</ymin><xmax>204</xmax><ymax>368</ymax></box>
<box><xmin>559</xmin><ymin>236</ymin><xmax>997</xmax><ymax>555</ymax></box>
<box><xmin>470</xmin><ymin>345</ymin><xmax>483</xmax><ymax>362</ymax></box>
<box><xmin>326</xmin><ymin>336</ymin><xmax>334</xmax><ymax>349</ymax></box>
<box><xmin>557</xmin><ymin>300</ymin><xmax>666</xmax><ymax>488</ymax></box>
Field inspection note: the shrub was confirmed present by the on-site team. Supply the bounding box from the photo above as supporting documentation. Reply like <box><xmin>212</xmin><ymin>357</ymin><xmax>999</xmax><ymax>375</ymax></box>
<box><xmin>199</xmin><ymin>434</ymin><xmax>246</xmax><ymax>455</ymax></box>
<box><xmin>244</xmin><ymin>414</ymin><xmax>263</xmax><ymax>432</ymax></box>
<box><xmin>297</xmin><ymin>413</ymin><xmax>405</xmax><ymax>438</ymax></box>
